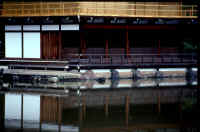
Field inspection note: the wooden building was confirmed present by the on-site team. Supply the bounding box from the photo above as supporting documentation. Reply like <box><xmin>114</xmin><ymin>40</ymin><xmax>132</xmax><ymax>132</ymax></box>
<box><xmin>0</xmin><ymin>0</ymin><xmax>199</xmax><ymax>67</ymax></box>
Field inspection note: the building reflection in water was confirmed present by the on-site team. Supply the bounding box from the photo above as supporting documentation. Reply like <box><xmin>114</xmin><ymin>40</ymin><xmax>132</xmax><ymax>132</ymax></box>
<box><xmin>0</xmin><ymin>83</ymin><xmax>200</xmax><ymax>132</ymax></box>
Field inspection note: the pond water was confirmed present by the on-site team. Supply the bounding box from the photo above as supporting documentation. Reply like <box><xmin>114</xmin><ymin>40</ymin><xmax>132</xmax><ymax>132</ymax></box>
<box><xmin>0</xmin><ymin>78</ymin><xmax>200</xmax><ymax>132</ymax></box>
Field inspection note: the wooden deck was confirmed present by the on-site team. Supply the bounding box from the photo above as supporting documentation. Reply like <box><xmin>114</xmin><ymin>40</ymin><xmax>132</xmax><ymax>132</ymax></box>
<box><xmin>0</xmin><ymin>53</ymin><xmax>197</xmax><ymax>69</ymax></box>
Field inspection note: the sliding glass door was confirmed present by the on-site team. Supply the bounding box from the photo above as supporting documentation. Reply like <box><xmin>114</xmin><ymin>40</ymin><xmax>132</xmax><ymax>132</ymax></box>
<box><xmin>5</xmin><ymin>32</ymin><xmax>22</xmax><ymax>58</ymax></box>
<box><xmin>5</xmin><ymin>32</ymin><xmax>40</xmax><ymax>59</ymax></box>
<box><xmin>24</xmin><ymin>33</ymin><xmax>40</xmax><ymax>58</ymax></box>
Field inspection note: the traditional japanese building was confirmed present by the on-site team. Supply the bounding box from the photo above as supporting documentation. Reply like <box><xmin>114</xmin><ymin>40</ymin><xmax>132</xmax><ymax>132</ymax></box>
<box><xmin>0</xmin><ymin>0</ymin><xmax>199</xmax><ymax>68</ymax></box>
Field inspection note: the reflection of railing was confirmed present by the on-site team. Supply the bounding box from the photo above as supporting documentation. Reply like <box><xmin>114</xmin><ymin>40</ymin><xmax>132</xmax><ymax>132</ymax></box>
<box><xmin>0</xmin><ymin>2</ymin><xmax>198</xmax><ymax>18</ymax></box>
<box><xmin>70</xmin><ymin>53</ymin><xmax>197</xmax><ymax>65</ymax></box>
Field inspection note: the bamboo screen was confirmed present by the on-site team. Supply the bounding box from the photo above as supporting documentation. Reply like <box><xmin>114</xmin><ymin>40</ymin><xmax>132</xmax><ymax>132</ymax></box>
<box><xmin>0</xmin><ymin>2</ymin><xmax>198</xmax><ymax>18</ymax></box>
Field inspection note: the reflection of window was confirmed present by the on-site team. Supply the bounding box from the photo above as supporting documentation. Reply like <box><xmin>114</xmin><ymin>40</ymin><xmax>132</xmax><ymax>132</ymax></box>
<box><xmin>5</xmin><ymin>33</ymin><xmax>22</xmax><ymax>58</ymax></box>
<box><xmin>24</xmin><ymin>33</ymin><xmax>40</xmax><ymax>58</ymax></box>
<box><xmin>5</xmin><ymin>94</ymin><xmax>21</xmax><ymax>120</ymax></box>
<box><xmin>5</xmin><ymin>94</ymin><xmax>40</xmax><ymax>128</ymax></box>
<box><xmin>24</xmin><ymin>95</ymin><xmax>40</xmax><ymax>122</ymax></box>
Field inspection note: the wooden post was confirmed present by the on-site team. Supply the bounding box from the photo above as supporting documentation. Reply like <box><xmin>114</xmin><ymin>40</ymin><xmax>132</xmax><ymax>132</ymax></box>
<box><xmin>21</xmin><ymin>94</ymin><xmax>24</xmax><ymax>130</ymax></box>
<box><xmin>104</xmin><ymin>96</ymin><xmax>109</xmax><ymax>118</ymax></box>
<box><xmin>126</xmin><ymin>27</ymin><xmax>129</xmax><ymax>58</ymax></box>
<box><xmin>58</xmin><ymin>25</ymin><xmax>62</xmax><ymax>60</ymax></box>
<box><xmin>22</xmin><ymin>25</ymin><xmax>24</xmax><ymax>58</ymax></box>
<box><xmin>80</xmin><ymin>31</ymin><xmax>86</xmax><ymax>55</ymax></box>
<box><xmin>83</xmin><ymin>39</ymin><xmax>86</xmax><ymax>55</ymax></box>
<box><xmin>197</xmin><ymin>39</ymin><xmax>200</xmax><ymax>108</ymax></box>
<box><xmin>80</xmin><ymin>32</ymin><xmax>82</xmax><ymax>55</ymax></box>
<box><xmin>125</xmin><ymin>96</ymin><xmax>130</xmax><ymax>127</ymax></box>
<box><xmin>158</xmin><ymin>40</ymin><xmax>160</xmax><ymax>55</ymax></box>
<box><xmin>105</xmin><ymin>39</ymin><xmax>109</xmax><ymax>58</ymax></box>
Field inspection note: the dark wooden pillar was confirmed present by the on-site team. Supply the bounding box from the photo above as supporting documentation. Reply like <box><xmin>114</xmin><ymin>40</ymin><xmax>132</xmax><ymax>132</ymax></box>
<box><xmin>197</xmin><ymin>42</ymin><xmax>200</xmax><ymax>108</ymax></box>
<box><xmin>0</xmin><ymin>94</ymin><xmax>5</xmax><ymax>130</ymax></box>
<box><xmin>126</xmin><ymin>28</ymin><xmax>130</xmax><ymax>58</ymax></box>
<box><xmin>58</xmin><ymin>25</ymin><xmax>62</xmax><ymax>60</ymax></box>
<box><xmin>105</xmin><ymin>39</ymin><xmax>109</xmax><ymax>58</ymax></box>
<box><xmin>22</xmin><ymin>25</ymin><xmax>24</xmax><ymax>58</ymax></box>
<box><xmin>197</xmin><ymin>2</ymin><xmax>200</xmax><ymax>109</ymax></box>
<box><xmin>158</xmin><ymin>40</ymin><xmax>161</xmax><ymax>55</ymax></box>
<box><xmin>80</xmin><ymin>34</ymin><xmax>86</xmax><ymax>55</ymax></box>
<box><xmin>40</xmin><ymin>25</ymin><xmax>42</xmax><ymax>59</ymax></box>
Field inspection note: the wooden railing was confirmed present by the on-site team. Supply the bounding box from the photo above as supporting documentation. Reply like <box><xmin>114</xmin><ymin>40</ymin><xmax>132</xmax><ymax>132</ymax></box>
<box><xmin>0</xmin><ymin>2</ymin><xmax>198</xmax><ymax>18</ymax></box>
<box><xmin>69</xmin><ymin>53</ymin><xmax>197</xmax><ymax>66</ymax></box>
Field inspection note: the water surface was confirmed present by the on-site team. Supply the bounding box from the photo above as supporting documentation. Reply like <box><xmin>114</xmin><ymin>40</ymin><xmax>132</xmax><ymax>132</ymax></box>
<box><xmin>0</xmin><ymin>78</ymin><xmax>200</xmax><ymax>132</ymax></box>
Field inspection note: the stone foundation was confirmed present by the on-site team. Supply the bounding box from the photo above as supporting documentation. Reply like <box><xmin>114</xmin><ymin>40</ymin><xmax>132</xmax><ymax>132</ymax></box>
<box><xmin>80</xmin><ymin>68</ymin><xmax>197</xmax><ymax>80</ymax></box>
